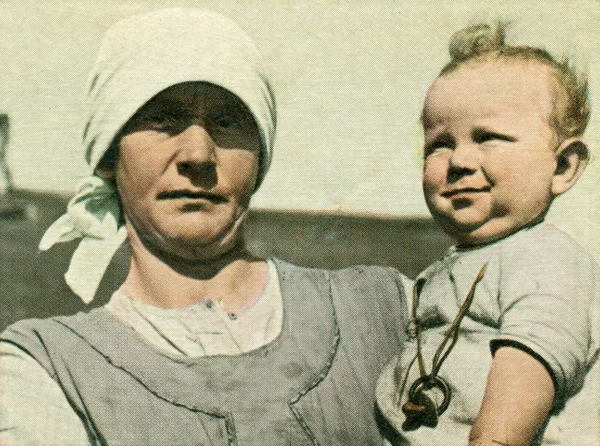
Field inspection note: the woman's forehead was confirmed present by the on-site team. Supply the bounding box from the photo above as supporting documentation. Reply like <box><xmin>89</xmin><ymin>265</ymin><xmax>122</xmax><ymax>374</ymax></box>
<box><xmin>134</xmin><ymin>82</ymin><xmax>254</xmax><ymax>121</ymax></box>
<box><xmin>141</xmin><ymin>82</ymin><xmax>250</xmax><ymax>113</ymax></box>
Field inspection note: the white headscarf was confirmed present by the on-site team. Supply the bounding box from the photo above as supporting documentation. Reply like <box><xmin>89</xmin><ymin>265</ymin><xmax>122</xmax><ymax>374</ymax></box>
<box><xmin>40</xmin><ymin>9</ymin><xmax>277</xmax><ymax>303</ymax></box>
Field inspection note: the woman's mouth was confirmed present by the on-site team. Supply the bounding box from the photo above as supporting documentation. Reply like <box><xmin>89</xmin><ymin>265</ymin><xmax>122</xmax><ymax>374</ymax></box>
<box><xmin>157</xmin><ymin>190</ymin><xmax>227</xmax><ymax>204</ymax></box>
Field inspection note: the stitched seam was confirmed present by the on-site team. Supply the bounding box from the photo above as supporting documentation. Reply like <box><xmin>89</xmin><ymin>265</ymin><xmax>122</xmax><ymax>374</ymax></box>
<box><xmin>225</xmin><ymin>412</ymin><xmax>237</xmax><ymax>446</ymax></box>
<box><xmin>288</xmin><ymin>270</ymin><xmax>341</xmax><ymax>446</ymax></box>
<box><xmin>63</xmin><ymin>366</ymin><xmax>107</xmax><ymax>446</ymax></box>
<box><xmin>53</xmin><ymin>319</ymin><xmax>229</xmax><ymax>418</ymax></box>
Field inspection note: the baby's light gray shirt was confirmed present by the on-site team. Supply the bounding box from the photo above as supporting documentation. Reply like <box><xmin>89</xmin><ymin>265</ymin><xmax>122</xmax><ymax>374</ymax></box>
<box><xmin>378</xmin><ymin>222</ymin><xmax>599</xmax><ymax>445</ymax></box>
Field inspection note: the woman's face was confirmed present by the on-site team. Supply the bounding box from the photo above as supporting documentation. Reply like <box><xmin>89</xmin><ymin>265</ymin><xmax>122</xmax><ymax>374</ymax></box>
<box><xmin>114</xmin><ymin>82</ymin><xmax>261</xmax><ymax>261</ymax></box>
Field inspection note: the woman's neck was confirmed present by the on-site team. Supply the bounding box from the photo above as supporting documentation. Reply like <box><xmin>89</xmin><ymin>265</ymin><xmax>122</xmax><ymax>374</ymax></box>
<box><xmin>121</xmin><ymin>230</ymin><xmax>268</xmax><ymax>313</ymax></box>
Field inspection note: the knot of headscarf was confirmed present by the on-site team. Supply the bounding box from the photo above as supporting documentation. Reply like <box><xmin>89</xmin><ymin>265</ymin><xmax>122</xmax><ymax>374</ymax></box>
<box><xmin>39</xmin><ymin>176</ymin><xmax>127</xmax><ymax>303</ymax></box>
<box><xmin>40</xmin><ymin>8</ymin><xmax>276</xmax><ymax>303</ymax></box>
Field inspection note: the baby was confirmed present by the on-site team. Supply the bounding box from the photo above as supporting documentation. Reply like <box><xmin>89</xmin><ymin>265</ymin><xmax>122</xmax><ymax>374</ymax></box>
<box><xmin>377</xmin><ymin>23</ymin><xmax>599</xmax><ymax>445</ymax></box>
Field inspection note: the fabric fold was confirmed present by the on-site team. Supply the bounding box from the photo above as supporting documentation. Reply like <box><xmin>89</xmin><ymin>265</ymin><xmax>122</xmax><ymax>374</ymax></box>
<box><xmin>39</xmin><ymin>176</ymin><xmax>126</xmax><ymax>303</ymax></box>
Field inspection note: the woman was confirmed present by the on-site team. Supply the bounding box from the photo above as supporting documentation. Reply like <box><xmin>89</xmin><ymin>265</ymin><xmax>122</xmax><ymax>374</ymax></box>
<box><xmin>0</xmin><ymin>9</ymin><xmax>409</xmax><ymax>445</ymax></box>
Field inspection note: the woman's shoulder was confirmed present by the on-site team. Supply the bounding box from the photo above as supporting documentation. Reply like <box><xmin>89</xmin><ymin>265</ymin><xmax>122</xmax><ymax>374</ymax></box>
<box><xmin>271</xmin><ymin>257</ymin><xmax>410</xmax><ymax>288</ymax></box>
<box><xmin>1</xmin><ymin>309</ymin><xmax>108</xmax><ymax>354</ymax></box>
<box><xmin>271</xmin><ymin>257</ymin><xmax>411</xmax><ymax>316</ymax></box>
<box><xmin>1</xmin><ymin>315</ymin><xmax>65</xmax><ymax>341</ymax></box>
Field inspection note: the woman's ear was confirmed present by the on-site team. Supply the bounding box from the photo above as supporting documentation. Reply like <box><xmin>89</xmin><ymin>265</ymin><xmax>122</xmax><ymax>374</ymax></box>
<box><xmin>95</xmin><ymin>163</ymin><xmax>116</xmax><ymax>180</ymax></box>
<box><xmin>94</xmin><ymin>144</ymin><xmax>118</xmax><ymax>180</ymax></box>
<box><xmin>551</xmin><ymin>137</ymin><xmax>589</xmax><ymax>196</ymax></box>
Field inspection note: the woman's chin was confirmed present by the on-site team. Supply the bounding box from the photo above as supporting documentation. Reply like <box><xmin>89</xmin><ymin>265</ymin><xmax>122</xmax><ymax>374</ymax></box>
<box><xmin>155</xmin><ymin>209</ymin><xmax>240</xmax><ymax>240</ymax></box>
<box><xmin>129</xmin><ymin>218</ymin><xmax>242</xmax><ymax>264</ymax></box>
<box><xmin>159</xmin><ymin>230</ymin><xmax>239</xmax><ymax>257</ymax></box>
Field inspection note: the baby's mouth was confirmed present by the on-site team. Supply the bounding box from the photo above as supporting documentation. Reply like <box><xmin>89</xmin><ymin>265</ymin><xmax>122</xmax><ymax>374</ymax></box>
<box><xmin>441</xmin><ymin>187</ymin><xmax>491</xmax><ymax>198</ymax></box>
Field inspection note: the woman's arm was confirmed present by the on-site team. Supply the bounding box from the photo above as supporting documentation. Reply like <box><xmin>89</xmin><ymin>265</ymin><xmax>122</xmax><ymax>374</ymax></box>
<box><xmin>0</xmin><ymin>341</ymin><xmax>89</xmax><ymax>445</ymax></box>
<box><xmin>468</xmin><ymin>346</ymin><xmax>554</xmax><ymax>446</ymax></box>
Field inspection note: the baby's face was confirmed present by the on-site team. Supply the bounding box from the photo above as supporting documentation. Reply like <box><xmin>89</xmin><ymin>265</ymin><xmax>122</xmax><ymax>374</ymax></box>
<box><xmin>422</xmin><ymin>61</ymin><xmax>558</xmax><ymax>246</ymax></box>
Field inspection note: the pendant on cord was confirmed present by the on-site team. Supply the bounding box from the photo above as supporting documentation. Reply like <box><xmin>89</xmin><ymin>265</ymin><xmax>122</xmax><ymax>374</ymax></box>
<box><xmin>401</xmin><ymin>374</ymin><xmax>451</xmax><ymax>431</ymax></box>
<box><xmin>399</xmin><ymin>263</ymin><xmax>489</xmax><ymax>432</ymax></box>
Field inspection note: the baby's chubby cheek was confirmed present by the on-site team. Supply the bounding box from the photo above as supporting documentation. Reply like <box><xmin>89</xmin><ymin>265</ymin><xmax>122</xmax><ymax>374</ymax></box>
<box><xmin>422</xmin><ymin>160</ymin><xmax>447</xmax><ymax>203</ymax></box>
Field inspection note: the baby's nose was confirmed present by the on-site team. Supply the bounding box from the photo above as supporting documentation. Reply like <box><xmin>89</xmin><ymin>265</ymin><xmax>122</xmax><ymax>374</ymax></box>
<box><xmin>447</xmin><ymin>144</ymin><xmax>479</xmax><ymax>181</ymax></box>
<box><xmin>449</xmin><ymin>143</ymin><xmax>479</xmax><ymax>170</ymax></box>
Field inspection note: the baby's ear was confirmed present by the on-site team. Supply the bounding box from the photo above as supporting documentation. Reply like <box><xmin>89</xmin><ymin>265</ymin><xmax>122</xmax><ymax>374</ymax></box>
<box><xmin>551</xmin><ymin>137</ymin><xmax>589</xmax><ymax>196</ymax></box>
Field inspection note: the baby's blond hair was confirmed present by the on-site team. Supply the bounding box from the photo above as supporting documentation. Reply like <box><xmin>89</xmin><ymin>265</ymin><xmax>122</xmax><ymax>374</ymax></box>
<box><xmin>439</xmin><ymin>23</ymin><xmax>590</xmax><ymax>142</ymax></box>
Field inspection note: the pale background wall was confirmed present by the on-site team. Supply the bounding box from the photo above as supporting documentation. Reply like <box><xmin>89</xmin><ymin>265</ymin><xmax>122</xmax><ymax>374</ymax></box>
<box><xmin>1</xmin><ymin>0</ymin><xmax>599</xmax><ymax>257</ymax></box>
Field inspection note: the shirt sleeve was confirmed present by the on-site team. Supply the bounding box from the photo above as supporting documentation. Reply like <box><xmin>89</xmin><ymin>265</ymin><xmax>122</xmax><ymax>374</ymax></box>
<box><xmin>493</xmin><ymin>227</ymin><xmax>600</xmax><ymax>410</ymax></box>
<box><xmin>0</xmin><ymin>341</ymin><xmax>90</xmax><ymax>445</ymax></box>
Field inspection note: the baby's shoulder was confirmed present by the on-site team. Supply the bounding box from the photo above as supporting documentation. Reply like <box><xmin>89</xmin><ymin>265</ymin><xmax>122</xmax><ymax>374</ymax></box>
<box><xmin>497</xmin><ymin>223</ymin><xmax>597</xmax><ymax>271</ymax></box>
<box><xmin>489</xmin><ymin>224</ymin><xmax>599</xmax><ymax>308</ymax></box>
<box><xmin>416</xmin><ymin>223</ymin><xmax>599</xmax><ymax>300</ymax></box>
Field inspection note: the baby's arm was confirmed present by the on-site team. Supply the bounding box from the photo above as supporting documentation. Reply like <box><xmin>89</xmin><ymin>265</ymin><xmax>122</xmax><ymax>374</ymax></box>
<box><xmin>467</xmin><ymin>226</ymin><xmax>599</xmax><ymax>445</ymax></box>
<box><xmin>468</xmin><ymin>346</ymin><xmax>554</xmax><ymax>446</ymax></box>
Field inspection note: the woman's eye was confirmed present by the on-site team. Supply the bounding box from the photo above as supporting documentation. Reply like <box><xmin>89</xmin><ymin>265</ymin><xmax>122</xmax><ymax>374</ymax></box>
<box><xmin>132</xmin><ymin>110</ymin><xmax>185</xmax><ymax>133</ymax></box>
<box><xmin>146</xmin><ymin>113</ymin><xmax>179</xmax><ymax>128</ymax></box>
<box><xmin>123</xmin><ymin>110</ymin><xmax>186</xmax><ymax>134</ymax></box>
<box><xmin>213</xmin><ymin>113</ymin><xmax>241</xmax><ymax>130</ymax></box>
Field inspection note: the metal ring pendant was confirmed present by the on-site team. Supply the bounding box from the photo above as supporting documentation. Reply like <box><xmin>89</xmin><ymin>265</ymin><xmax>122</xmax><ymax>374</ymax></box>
<box><xmin>408</xmin><ymin>374</ymin><xmax>452</xmax><ymax>415</ymax></box>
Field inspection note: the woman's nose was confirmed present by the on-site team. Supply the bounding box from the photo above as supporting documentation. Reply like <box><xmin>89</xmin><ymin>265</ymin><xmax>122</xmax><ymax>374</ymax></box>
<box><xmin>176</xmin><ymin>124</ymin><xmax>217</xmax><ymax>163</ymax></box>
<box><xmin>176</xmin><ymin>124</ymin><xmax>218</xmax><ymax>188</ymax></box>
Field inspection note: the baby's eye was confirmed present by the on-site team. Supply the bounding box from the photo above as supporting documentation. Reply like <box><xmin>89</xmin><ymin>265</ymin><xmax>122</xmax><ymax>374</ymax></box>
<box><xmin>473</xmin><ymin>130</ymin><xmax>515</xmax><ymax>144</ymax></box>
<box><xmin>424</xmin><ymin>138</ymin><xmax>454</xmax><ymax>157</ymax></box>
